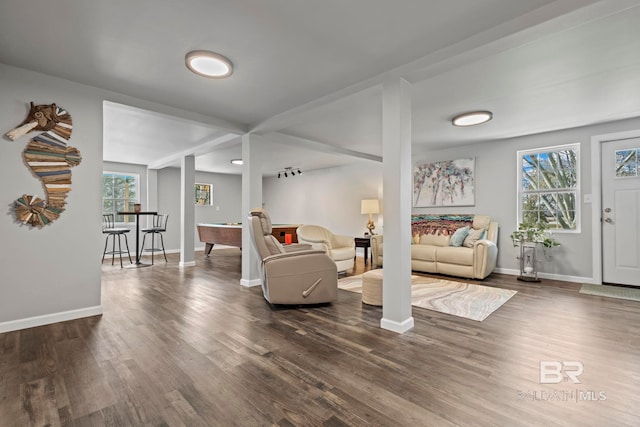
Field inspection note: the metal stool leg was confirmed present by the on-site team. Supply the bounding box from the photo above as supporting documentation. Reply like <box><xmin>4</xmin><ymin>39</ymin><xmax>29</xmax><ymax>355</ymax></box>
<box><xmin>159</xmin><ymin>232</ymin><xmax>167</xmax><ymax>262</ymax></box>
<box><xmin>123</xmin><ymin>233</ymin><xmax>132</xmax><ymax>264</ymax></box>
<box><xmin>102</xmin><ymin>235</ymin><xmax>109</xmax><ymax>262</ymax></box>
<box><xmin>111</xmin><ymin>233</ymin><xmax>117</xmax><ymax>266</ymax></box>
<box><xmin>117</xmin><ymin>233</ymin><xmax>124</xmax><ymax>268</ymax></box>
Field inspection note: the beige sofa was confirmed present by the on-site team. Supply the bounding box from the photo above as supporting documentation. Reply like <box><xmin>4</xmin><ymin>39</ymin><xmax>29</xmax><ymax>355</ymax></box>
<box><xmin>370</xmin><ymin>215</ymin><xmax>498</xmax><ymax>280</ymax></box>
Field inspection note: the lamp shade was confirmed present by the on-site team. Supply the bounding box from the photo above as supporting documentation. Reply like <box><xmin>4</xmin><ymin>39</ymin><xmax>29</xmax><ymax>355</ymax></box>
<box><xmin>361</xmin><ymin>199</ymin><xmax>380</xmax><ymax>215</ymax></box>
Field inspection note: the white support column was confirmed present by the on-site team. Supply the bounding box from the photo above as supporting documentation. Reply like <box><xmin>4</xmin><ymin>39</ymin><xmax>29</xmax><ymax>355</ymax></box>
<box><xmin>381</xmin><ymin>77</ymin><xmax>414</xmax><ymax>334</ymax></box>
<box><xmin>179</xmin><ymin>155</ymin><xmax>196</xmax><ymax>267</ymax></box>
<box><xmin>241</xmin><ymin>133</ymin><xmax>263</xmax><ymax>287</ymax></box>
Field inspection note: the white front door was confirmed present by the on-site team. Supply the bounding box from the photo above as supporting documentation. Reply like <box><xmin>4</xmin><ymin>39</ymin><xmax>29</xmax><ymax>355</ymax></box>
<box><xmin>601</xmin><ymin>138</ymin><xmax>640</xmax><ymax>286</ymax></box>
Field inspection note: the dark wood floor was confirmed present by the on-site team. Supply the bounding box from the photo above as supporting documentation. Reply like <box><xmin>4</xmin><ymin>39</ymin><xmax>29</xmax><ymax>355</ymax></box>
<box><xmin>1</xmin><ymin>249</ymin><xmax>639</xmax><ymax>426</ymax></box>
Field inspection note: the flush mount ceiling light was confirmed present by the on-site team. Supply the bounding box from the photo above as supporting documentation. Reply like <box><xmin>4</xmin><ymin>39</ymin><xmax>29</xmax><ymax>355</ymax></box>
<box><xmin>230</xmin><ymin>159</ymin><xmax>243</xmax><ymax>165</ymax></box>
<box><xmin>451</xmin><ymin>111</ymin><xmax>493</xmax><ymax>127</ymax></box>
<box><xmin>185</xmin><ymin>50</ymin><xmax>233</xmax><ymax>78</ymax></box>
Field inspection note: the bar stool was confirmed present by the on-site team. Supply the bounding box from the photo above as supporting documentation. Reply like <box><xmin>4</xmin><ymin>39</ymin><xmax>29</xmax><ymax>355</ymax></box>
<box><xmin>141</xmin><ymin>213</ymin><xmax>168</xmax><ymax>264</ymax></box>
<box><xmin>102</xmin><ymin>214</ymin><xmax>132</xmax><ymax>268</ymax></box>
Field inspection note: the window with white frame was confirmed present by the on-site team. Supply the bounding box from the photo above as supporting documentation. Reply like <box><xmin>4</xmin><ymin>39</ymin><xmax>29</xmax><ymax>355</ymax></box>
<box><xmin>517</xmin><ymin>144</ymin><xmax>580</xmax><ymax>232</ymax></box>
<box><xmin>102</xmin><ymin>172</ymin><xmax>139</xmax><ymax>223</ymax></box>
<box><xmin>195</xmin><ymin>183</ymin><xmax>212</xmax><ymax>205</ymax></box>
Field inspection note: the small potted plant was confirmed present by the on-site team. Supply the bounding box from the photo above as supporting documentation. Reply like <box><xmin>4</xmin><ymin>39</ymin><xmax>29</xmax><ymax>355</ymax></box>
<box><xmin>510</xmin><ymin>221</ymin><xmax>560</xmax><ymax>281</ymax></box>
<box><xmin>510</xmin><ymin>221</ymin><xmax>560</xmax><ymax>249</ymax></box>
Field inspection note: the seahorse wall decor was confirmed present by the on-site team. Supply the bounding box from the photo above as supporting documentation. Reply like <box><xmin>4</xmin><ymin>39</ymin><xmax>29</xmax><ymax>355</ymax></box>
<box><xmin>4</xmin><ymin>102</ymin><xmax>81</xmax><ymax>227</ymax></box>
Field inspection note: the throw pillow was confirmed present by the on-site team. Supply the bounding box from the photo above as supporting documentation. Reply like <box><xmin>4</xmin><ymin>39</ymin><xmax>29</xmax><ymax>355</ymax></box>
<box><xmin>463</xmin><ymin>228</ymin><xmax>485</xmax><ymax>248</ymax></box>
<box><xmin>449</xmin><ymin>226</ymin><xmax>469</xmax><ymax>247</ymax></box>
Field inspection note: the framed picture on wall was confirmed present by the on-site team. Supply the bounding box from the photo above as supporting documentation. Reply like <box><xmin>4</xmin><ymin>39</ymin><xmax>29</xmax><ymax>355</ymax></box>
<box><xmin>195</xmin><ymin>183</ymin><xmax>213</xmax><ymax>205</ymax></box>
<box><xmin>413</xmin><ymin>158</ymin><xmax>475</xmax><ymax>207</ymax></box>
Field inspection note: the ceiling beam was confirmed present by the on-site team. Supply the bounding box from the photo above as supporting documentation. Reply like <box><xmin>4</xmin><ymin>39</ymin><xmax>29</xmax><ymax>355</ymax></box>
<box><xmin>266</xmin><ymin>132</ymin><xmax>382</xmax><ymax>163</ymax></box>
<box><xmin>147</xmin><ymin>133</ymin><xmax>240</xmax><ymax>170</ymax></box>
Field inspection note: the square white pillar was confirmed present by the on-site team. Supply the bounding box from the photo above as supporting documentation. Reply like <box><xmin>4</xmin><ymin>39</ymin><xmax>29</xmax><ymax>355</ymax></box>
<box><xmin>241</xmin><ymin>133</ymin><xmax>263</xmax><ymax>287</ymax></box>
<box><xmin>180</xmin><ymin>155</ymin><xmax>196</xmax><ymax>267</ymax></box>
<box><xmin>381</xmin><ymin>77</ymin><xmax>414</xmax><ymax>333</ymax></box>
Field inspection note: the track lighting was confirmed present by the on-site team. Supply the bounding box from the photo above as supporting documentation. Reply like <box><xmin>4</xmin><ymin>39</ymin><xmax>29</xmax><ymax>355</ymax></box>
<box><xmin>277</xmin><ymin>166</ymin><xmax>302</xmax><ymax>179</ymax></box>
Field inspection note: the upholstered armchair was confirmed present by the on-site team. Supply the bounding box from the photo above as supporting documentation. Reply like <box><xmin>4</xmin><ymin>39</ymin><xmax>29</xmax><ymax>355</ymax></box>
<box><xmin>296</xmin><ymin>225</ymin><xmax>356</xmax><ymax>273</ymax></box>
<box><xmin>371</xmin><ymin>234</ymin><xmax>383</xmax><ymax>268</ymax></box>
<box><xmin>248</xmin><ymin>209</ymin><xmax>337</xmax><ymax>305</ymax></box>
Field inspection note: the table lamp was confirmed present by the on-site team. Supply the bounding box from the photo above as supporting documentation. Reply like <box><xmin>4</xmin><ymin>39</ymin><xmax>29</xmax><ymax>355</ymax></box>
<box><xmin>361</xmin><ymin>199</ymin><xmax>380</xmax><ymax>235</ymax></box>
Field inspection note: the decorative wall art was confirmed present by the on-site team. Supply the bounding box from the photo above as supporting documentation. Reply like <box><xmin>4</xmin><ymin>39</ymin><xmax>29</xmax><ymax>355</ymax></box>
<box><xmin>4</xmin><ymin>102</ymin><xmax>81</xmax><ymax>227</ymax></box>
<box><xmin>413</xmin><ymin>158</ymin><xmax>475</xmax><ymax>207</ymax></box>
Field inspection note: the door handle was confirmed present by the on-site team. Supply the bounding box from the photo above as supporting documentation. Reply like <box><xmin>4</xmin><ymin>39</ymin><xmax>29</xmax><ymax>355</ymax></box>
<box><xmin>604</xmin><ymin>208</ymin><xmax>612</xmax><ymax>213</ymax></box>
<box><xmin>604</xmin><ymin>218</ymin><xmax>613</xmax><ymax>223</ymax></box>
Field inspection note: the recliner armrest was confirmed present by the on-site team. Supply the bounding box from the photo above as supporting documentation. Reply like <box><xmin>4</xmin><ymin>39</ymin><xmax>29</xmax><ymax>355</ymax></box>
<box><xmin>263</xmin><ymin>250</ymin><xmax>327</xmax><ymax>263</ymax></box>
<box><xmin>282</xmin><ymin>243</ymin><xmax>313</xmax><ymax>252</ymax></box>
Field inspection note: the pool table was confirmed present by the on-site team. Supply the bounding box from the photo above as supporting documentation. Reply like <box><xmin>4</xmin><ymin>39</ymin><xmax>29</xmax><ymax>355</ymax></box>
<box><xmin>197</xmin><ymin>223</ymin><xmax>300</xmax><ymax>256</ymax></box>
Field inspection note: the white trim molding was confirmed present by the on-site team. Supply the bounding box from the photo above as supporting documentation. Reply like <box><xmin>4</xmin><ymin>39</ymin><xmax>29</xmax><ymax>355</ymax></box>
<box><xmin>380</xmin><ymin>316</ymin><xmax>414</xmax><ymax>334</ymax></box>
<box><xmin>240</xmin><ymin>278</ymin><xmax>262</xmax><ymax>288</ymax></box>
<box><xmin>0</xmin><ymin>305</ymin><xmax>103</xmax><ymax>334</ymax></box>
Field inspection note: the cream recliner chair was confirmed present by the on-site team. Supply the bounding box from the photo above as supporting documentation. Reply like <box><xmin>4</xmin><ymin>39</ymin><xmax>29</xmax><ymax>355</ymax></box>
<box><xmin>296</xmin><ymin>225</ymin><xmax>356</xmax><ymax>273</ymax></box>
<box><xmin>248</xmin><ymin>209</ymin><xmax>337</xmax><ymax>305</ymax></box>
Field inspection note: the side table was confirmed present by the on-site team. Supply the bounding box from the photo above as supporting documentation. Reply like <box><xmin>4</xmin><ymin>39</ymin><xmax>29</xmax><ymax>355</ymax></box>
<box><xmin>354</xmin><ymin>235</ymin><xmax>372</xmax><ymax>265</ymax></box>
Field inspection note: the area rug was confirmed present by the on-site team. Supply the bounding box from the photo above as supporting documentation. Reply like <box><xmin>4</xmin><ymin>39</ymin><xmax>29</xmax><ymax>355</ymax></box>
<box><xmin>338</xmin><ymin>274</ymin><xmax>517</xmax><ymax>321</ymax></box>
<box><xmin>580</xmin><ymin>284</ymin><xmax>640</xmax><ymax>302</ymax></box>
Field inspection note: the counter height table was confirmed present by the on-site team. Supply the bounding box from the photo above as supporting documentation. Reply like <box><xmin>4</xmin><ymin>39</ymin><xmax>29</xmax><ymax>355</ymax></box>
<box><xmin>117</xmin><ymin>211</ymin><xmax>157</xmax><ymax>266</ymax></box>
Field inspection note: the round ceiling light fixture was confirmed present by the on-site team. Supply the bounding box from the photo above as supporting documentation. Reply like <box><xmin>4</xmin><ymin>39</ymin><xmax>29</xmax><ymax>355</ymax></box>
<box><xmin>185</xmin><ymin>50</ymin><xmax>233</xmax><ymax>78</ymax></box>
<box><xmin>451</xmin><ymin>111</ymin><xmax>493</xmax><ymax>127</ymax></box>
<box><xmin>230</xmin><ymin>159</ymin><xmax>243</xmax><ymax>165</ymax></box>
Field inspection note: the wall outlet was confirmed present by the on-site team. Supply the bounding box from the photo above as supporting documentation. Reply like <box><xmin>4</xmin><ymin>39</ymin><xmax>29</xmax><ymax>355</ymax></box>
<box><xmin>216</xmin><ymin>206</ymin><xmax>220</xmax><ymax>211</ymax></box>
<box><xmin>583</xmin><ymin>194</ymin><xmax>592</xmax><ymax>204</ymax></box>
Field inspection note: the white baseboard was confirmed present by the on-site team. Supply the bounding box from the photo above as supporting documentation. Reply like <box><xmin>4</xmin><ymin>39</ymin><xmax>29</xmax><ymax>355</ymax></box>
<box><xmin>0</xmin><ymin>305</ymin><xmax>103</xmax><ymax>334</ymax></box>
<box><xmin>240</xmin><ymin>278</ymin><xmax>262</xmax><ymax>288</ymax></box>
<box><xmin>493</xmin><ymin>268</ymin><xmax>595</xmax><ymax>284</ymax></box>
<box><xmin>380</xmin><ymin>316</ymin><xmax>414</xmax><ymax>334</ymax></box>
<box><xmin>179</xmin><ymin>260</ymin><xmax>197</xmax><ymax>267</ymax></box>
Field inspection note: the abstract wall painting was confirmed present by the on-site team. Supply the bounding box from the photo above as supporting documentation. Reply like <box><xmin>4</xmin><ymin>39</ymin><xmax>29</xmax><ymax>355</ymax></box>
<box><xmin>413</xmin><ymin>158</ymin><xmax>475</xmax><ymax>207</ymax></box>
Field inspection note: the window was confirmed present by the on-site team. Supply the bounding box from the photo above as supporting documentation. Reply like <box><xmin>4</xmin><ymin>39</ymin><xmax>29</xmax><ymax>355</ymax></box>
<box><xmin>195</xmin><ymin>183</ymin><xmax>212</xmax><ymax>205</ymax></box>
<box><xmin>103</xmin><ymin>172</ymin><xmax>139</xmax><ymax>223</ymax></box>
<box><xmin>517</xmin><ymin>144</ymin><xmax>579</xmax><ymax>232</ymax></box>
<box><xmin>615</xmin><ymin>148</ymin><xmax>640</xmax><ymax>177</ymax></box>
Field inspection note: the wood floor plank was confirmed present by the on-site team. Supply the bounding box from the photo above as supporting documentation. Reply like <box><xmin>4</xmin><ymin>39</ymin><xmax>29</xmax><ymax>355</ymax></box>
<box><xmin>0</xmin><ymin>251</ymin><xmax>639</xmax><ymax>426</ymax></box>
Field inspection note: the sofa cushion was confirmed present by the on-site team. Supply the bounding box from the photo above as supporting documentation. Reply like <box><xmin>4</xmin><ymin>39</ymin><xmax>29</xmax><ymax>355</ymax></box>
<box><xmin>411</xmin><ymin>244</ymin><xmax>438</xmax><ymax>262</ymax></box>
<box><xmin>419</xmin><ymin>233</ymin><xmax>450</xmax><ymax>247</ymax></box>
<box><xmin>473</xmin><ymin>215</ymin><xmax>491</xmax><ymax>230</ymax></box>
<box><xmin>463</xmin><ymin>227</ymin><xmax>485</xmax><ymax>248</ymax></box>
<box><xmin>449</xmin><ymin>226</ymin><xmax>469</xmax><ymax>247</ymax></box>
<box><xmin>437</xmin><ymin>246</ymin><xmax>474</xmax><ymax>265</ymax></box>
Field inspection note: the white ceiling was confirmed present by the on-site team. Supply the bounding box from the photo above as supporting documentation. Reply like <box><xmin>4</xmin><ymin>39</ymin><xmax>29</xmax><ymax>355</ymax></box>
<box><xmin>2</xmin><ymin>0</ymin><xmax>640</xmax><ymax>175</ymax></box>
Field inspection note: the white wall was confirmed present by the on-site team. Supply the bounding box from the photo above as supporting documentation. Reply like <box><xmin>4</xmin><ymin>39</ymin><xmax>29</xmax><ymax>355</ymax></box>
<box><xmin>263</xmin><ymin>162</ymin><xmax>383</xmax><ymax>257</ymax></box>
<box><xmin>0</xmin><ymin>64</ymin><xmax>103</xmax><ymax>331</ymax></box>
<box><xmin>157</xmin><ymin>167</ymin><xmax>243</xmax><ymax>251</ymax></box>
<box><xmin>413</xmin><ymin>116</ymin><xmax>640</xmax><ymax>280</ymax></box>
<box><xmin>0</xmin><ymin>62</ymin><xmax>232</xmax><ymax>332</ymax></box>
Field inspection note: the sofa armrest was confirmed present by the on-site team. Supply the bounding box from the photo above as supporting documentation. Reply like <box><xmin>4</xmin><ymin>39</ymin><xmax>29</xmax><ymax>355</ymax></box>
<box><xmin>472</xmin><ymin>240</ymin><xmax>498</xmax><ymax>279</ymax></box>
<box><xmin>370</xmin><ymin>235</ymin><xmax>383</xmax><ymax>267</ymax></box>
